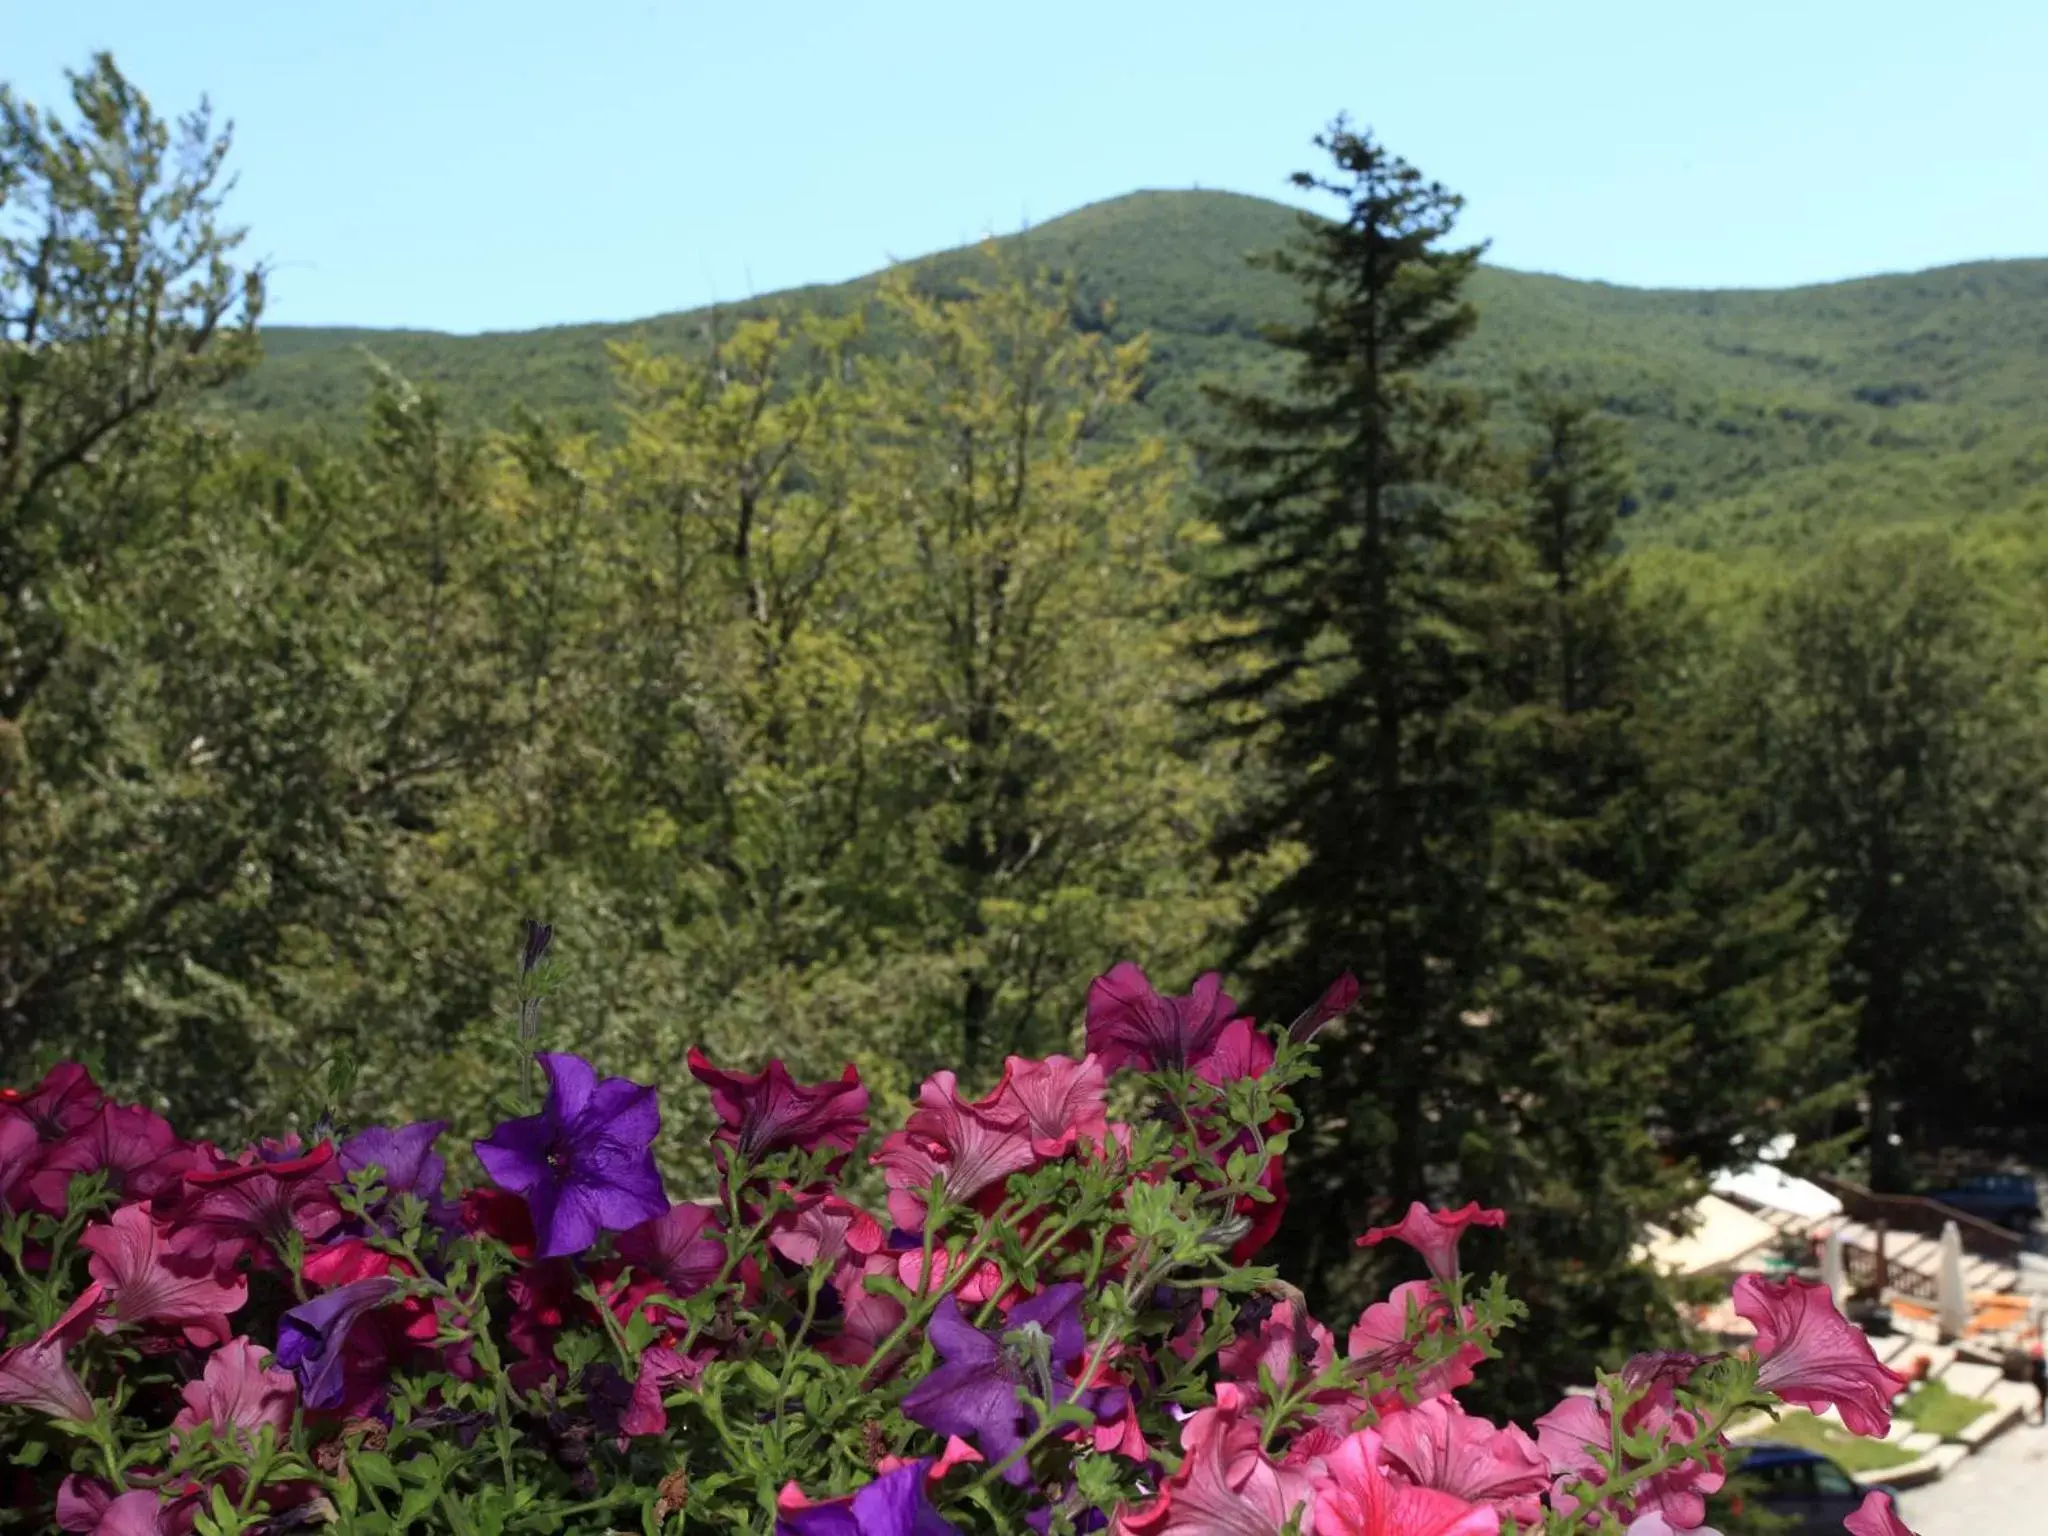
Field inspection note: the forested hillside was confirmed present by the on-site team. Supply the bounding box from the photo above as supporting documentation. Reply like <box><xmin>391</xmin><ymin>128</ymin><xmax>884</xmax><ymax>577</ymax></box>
<box><xmin>225</xmin><ymin>188</ymin><xmax>2048</xmax><ymax>552</ymax></box>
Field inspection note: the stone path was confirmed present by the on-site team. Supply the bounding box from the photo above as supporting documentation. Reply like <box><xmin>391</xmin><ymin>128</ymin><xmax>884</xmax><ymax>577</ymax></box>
<box><xmin>1899</xmin><ymin>1410</ymin><xmax>2048</xmax><ymax>1535</ymax></box>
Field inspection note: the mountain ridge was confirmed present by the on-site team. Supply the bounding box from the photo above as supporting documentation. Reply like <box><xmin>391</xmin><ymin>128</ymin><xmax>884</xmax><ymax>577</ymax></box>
<box><xmin>225</xmin><ymin>189</ymin><xmax>2048</xmax><ymax>550</ymax></box>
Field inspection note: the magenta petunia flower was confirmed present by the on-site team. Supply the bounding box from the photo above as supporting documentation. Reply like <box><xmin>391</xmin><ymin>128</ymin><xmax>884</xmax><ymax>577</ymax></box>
<box><xmin>1357</xmin><ymin>1202</ymin><xmax>1507</xmax><ymax>1283</ymax></box>
<box><xmin>55</xmin><ymin>1475</ymin><xmax>115</xmax><ymax>1532</ymax></box>
<box><xmin>1732</xmin><ymin>1273</ymin><xmax>1907</xmax><ymax>1437</ymax></box>
<box><xmin>900</xmin><ymin>1284</ymin><xmax>1124</xmax><ymax>1487</ymax></box>
<box><xmin>172</xmin><ymin>1336</ymin><xmax>296</xmax><ymax>1450</ymax></box>
<box><xmin>0</xmin><ymin>1113</ymin><xmax>38</xmax><ymax>1210</ymax></box>
<box><xmin>27</xmin><ymin>1103</ymin><xmax>190</xmax><ymax>1213</ymax></box>
<box><xmin>775</xmin><ymin>1459</ymin><xmax>963</xmax><ymax>1536</ymax></box>
<box><xmin>1315</xmin><ymin>1429</ymin><xmax>1500</xmax><ymax>1536</ymax></box>
<box><xmin>874</xmin><ymin>1071</ymin><xmax>1038</xmax><ymax>1231</ymax></box>
<box><xmin>275</xmin><ymin>1277</ymin><xmax>401</xmax><ymax>1410</ymax></box>
<box><xmin>1193</xmin><ymin>1018</ymin><xmax>1276</xmax><ymax>1087</ymax></box>
<box><xmin>1844</xmin><ymin>1490</ymin><xmax>1918</xmax><ymax>1536</ymax></box>
<box><xmin>474</xmin><ymin>1053</ymin><xmax>668</xmax><ymax>1259</ymax></box>
<box><xmin>0</xmin><ymin>1062</ymin><xmax>104</xmax><ymax>1141</ymax></box>
<box><xmin>687</xmin><ymin>1048</ymin><xmax>869</xmax><ymax>1160</ymax></box>
<box><xmin>617</xmin><ymin>1201</ymin><xmax>728</xmax><ymax>1294</ymax></box>
<box><xmin>70</xmin><ymin>1488</ymin><xmax>171</xmax><ymax>1536</ymax></box>
<box><xmin>1376</xmin><ymin>1397</ymin><xmax>1548</xmax><ymax>1525</ymax></box>
<box><xmin>1287</xmin><ymin>972</ymin><xmax>1362</xmax><ymax>1043</ymax></box>
<box><xmin>177</xmin><ymin>1138</ymin><xmax>344</xmax><ymax>1259</ymax></box>
<box><xmin>990</xmin><ymin>1054</ymin><xmax>1108</xmax><ymax>1158</ymax></box>
<box><xmin>1084</xmin><ymin>963</ymin><xmax>1244</xmax><ymax>1074</ymax></box>
<box><xmin>80</xmin><ymin>1202</ymin><xmax>248</xmax><ymax>1346</ymax></box>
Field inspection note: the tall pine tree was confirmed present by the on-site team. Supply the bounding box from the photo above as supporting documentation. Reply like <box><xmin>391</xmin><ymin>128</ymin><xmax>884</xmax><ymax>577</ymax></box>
<box><xmin>1198</xmin><ymin>121</ymin><xmax>1496</xmax><ymax>1298</ymax></box>
<box><xmin>1468</xmin><ymin>386</ymin><xmax>1853</xmax><ymax>1411</ymax></box>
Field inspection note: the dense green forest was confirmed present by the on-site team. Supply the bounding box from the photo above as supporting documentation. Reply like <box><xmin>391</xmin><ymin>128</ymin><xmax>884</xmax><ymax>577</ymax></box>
<box><xmin>225</xmin><ymin>186</ymin><xmax>2048</xmax><ymax>557</ymax></box>
<box><xmin>8</xmin><ymin>56</ymin><xmax>2048</xmax><ymax>1414</ymax></box>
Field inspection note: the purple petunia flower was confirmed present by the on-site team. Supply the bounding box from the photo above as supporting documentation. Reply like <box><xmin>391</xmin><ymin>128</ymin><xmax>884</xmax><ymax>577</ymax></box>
<box><xmin>900</xmin><ymin>1283</ymin><xmax>1125</xmax><ymax>1488</ymax></box>
<box><xmin>340</xmin><ymin>1120</ymin><xmax>458</xmax><ymax>1231</ymax></box>
<box><xmin>777</xmin><ymin>1460</ymin><xmax>963</xmax><ymax>1536</ymax></box>
<box><xmin>473</xmin><ymin>1054</ymin><xmax>667</xmax><ymax>1260</ymax></box>
<box><xmin>275</xmin><ymin>1277</ymin><xmax>399</xmax><ymax>1410</ymax></box>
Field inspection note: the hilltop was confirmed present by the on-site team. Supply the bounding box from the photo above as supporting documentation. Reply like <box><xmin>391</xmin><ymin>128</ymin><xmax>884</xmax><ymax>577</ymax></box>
<box><xmin>224</xmin><ymin>190</ymin><xmax>2048</xmax><ymax>549</ymax></box>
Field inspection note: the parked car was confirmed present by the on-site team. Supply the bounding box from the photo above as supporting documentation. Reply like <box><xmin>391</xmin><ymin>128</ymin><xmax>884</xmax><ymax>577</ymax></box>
<box><xmin>1923</xmin><ymin>1172</ymin><xmax>2041</xmax><ymax>1230</ymax></box>
<box><xmin>1732</xmin><ymin>1444</ymin><xmax>1896</xmax><ymax>1536</ymax></box>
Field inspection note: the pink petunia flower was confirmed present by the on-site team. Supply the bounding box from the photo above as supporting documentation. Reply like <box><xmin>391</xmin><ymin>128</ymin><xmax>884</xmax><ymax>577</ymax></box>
<box><xmin>1535</xmin><ymin>1370</ymin><xmax>1725</xmax><ymax>1531</ymax></box>
<box><xmin>1843</xmin><ymin>1490</ymin><xmax>1918</xmax><ymax>1536</ymax></box>
<box><xmin>686</xmin><ymin>1048</ymin><xmax>868</xmax><ymax>1160</ymax></box>
<box><xmin>1347</xmin><ymin>1281</ymin><xmax>1486</xmax><ymax>1405</ymax></box>
<box><xmin>822</xmin><ymin>1251</ymin><xmax>907</xmax><ymax>1366</ymax></box>
<box><xmin>1357</xmin><ymin>1203</ymin><xmax>1507</xmax><ymax>1284</ymax></box>
<box><xmin>1732</xmin><ymin>1274</ymin><xmax>1907</xmax><ymax>1437</ymax></box>
<box><xmin>1375</xmin><ymin>1398</ymin><xmax>1548</xmax><ymax>1525</ymax></box>
<box><xmin>895</xmin><ymin>1245</ymin><xmax>1008</xmax><ymax>1307</ymax></box>
<box><xmin>1218</xmin><ymin>1297</ymin><xmax>1336</xmax><ymax>1400</ymax></box>
<box><xmin>91</xmin><ymin>1490</ymin><xmax>174</xmax><ymax>1536</ymax></box>
<box><xmin>618</xmin><ymin>1345</ymin><xmax>702</xmax><ymax>1438</ymax></box>
<box><xmin>0</xmin><ymin>1305</ymin><xmax>97</xmax><ymax>1423</ymax></box>
<box><xmin>768</xmin><ymin>1193</ymin><xmax>885</xmax><ymax>1271</ymax></box>
<box><xmin>172</xmin><ymin>1337</ymin><xmax>296</xmax><ymax>1450</ymax></box>
<box><xmin>873</xmin><ymin>1071</ymin><xmax>1037</xmax><ymax>1231</ymax></box>
<box><xmin>878</xmin><ymin>1435</ymin><xmax>984</xmax><ymax>1480</ymax></box>
<box><xmin>1121</xmin><ymin>1382</ymin><xmax>1320</xmax><ymax>1536</ymax></box>
<box><xmin>80</xmin><ymin>1203</ymin><xmax>247</xmax><ymax>1347</ymax></box>
<box><xmin>990</xmin><ymin>1054</ymin><xmax>1109</xmax><ymax>1158</ymax></box>
<box><xmin>1314</xmin><ymin>1429</ymin><xmax>1499</xmax><ymax>1536</ymax></box>
<box><xmin>1085</xmin><ymin>963</ymin><xmax>1247</xmax><ymax>1075</ymax></box>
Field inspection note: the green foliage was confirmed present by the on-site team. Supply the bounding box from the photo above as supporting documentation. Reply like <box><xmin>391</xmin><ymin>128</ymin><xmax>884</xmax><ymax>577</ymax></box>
<box><xmin>2</xmin><ymin>58</ymin><xmax>1254</xmax><ymax>1167</ymax></box>
<box><xmin>213</xmin><ymin>191</ymin><xmax>2048</xmax><ymax>562</ymax></box>
<box><xmin>11</xmin><ymin>50</ymin><xmax>2048</xmax><ymax>1436</ymax></box>
<box><xmin>1747</xmin><ymin>529</ymin><xmax>2048</xmax><ymax>1183</ymax></box>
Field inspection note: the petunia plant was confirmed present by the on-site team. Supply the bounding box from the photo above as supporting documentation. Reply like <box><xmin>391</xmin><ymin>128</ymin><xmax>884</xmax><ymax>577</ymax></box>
<box><xmin>1</xmin><ymin>960</ymin><xmax>1920</xmax><ymax>1535</ymax></box>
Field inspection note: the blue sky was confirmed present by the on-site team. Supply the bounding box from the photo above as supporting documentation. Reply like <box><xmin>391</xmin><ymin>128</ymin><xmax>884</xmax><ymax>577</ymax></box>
<box><xmin>7</xmin><ymin>1</ymin><xmax>2045</xmax><ymax>333</ymax></box>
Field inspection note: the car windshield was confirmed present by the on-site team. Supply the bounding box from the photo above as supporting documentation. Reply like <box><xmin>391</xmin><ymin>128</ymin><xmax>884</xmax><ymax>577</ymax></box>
<box><xmin>1812</xmin><ymin>1462</ymin><xmax>1856</xmax><ymax>1497</ymax></box>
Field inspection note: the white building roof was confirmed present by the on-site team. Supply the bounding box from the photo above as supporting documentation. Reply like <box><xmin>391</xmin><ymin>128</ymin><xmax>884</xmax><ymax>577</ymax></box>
<box><xmin>1637</xmin><ymin>1194</ymin><xmax>1783</xmax><ymax>1277</ymax></box>
<box><xmin>1709</xmin><ymin>1161</ymin><xmax>1843</xmax><ymax>1222</ymax></box>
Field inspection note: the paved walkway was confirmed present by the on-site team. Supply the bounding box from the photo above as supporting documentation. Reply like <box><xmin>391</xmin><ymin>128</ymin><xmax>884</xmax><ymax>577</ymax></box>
<box><xmin>1899</xmin><ymin>1415</ymin><xmax>2048</xmax><ymax>1534</ymax></box>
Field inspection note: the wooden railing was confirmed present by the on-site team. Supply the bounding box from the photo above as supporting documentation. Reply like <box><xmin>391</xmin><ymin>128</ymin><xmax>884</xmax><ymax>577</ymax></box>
<box><xmin>1809</xmin><ymin>1173</ymin><xmax>2027</xmax><ymax>1261</ymax></box>
<box><xmin>1842</xmin><ymin>1241</ymin><xmax>1935</xmax><ymax>1302</ymax></box>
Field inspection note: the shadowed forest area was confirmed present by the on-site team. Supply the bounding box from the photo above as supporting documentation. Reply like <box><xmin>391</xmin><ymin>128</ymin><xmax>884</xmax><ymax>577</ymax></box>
<box><xmin>8</xmin><ymin>54</ymin><xmax>2048</xmax><ymax>1415</ymax></box>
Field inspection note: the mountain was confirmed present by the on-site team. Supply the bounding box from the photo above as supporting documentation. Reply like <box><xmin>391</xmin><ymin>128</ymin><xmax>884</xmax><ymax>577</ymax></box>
<box><xmin>223</xmin><ymin>190</ymin><xmax>2048</xmax><ymax>550</ymax></box>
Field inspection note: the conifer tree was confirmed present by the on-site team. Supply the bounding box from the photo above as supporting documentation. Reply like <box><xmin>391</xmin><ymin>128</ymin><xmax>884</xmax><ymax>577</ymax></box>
<box><xmin>1468</xmin><ymin>388</ymin><xmax>1854</xmax><ymax>1411</ymax></box>
<box><xmin>1198</xmin><ymin>121</ymin><xmax>1496</xmax><ymax>1293</ymax></box>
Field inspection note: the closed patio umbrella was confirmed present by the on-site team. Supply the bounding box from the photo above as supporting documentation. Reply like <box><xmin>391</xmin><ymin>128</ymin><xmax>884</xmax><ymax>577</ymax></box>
<box><xmin>1937</xmin><ymin>1221</ymin><xmax>1969</xmax><ymax>1342</ymax></box>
